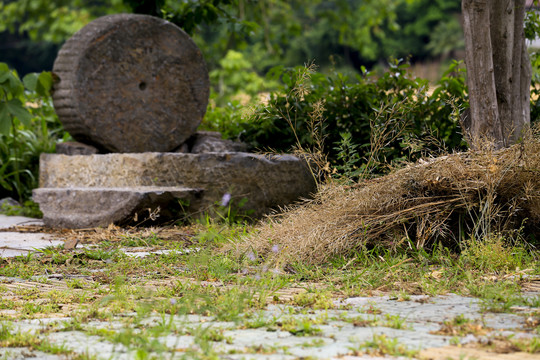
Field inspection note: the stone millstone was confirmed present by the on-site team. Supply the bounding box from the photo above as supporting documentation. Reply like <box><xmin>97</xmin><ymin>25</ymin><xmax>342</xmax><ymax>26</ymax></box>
<box><xmin>52</xmin><ymin>14</ymin><xmax>210</xmax><ymax>153</ymax></box>
<box><xmin>32</xmin><ymin>187</ymin><xmax>203</xmax><ymax>228</ymax></box>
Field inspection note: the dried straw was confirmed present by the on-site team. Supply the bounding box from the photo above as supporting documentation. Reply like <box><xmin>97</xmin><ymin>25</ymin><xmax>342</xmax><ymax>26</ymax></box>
<box><xmin>236</xmin><ymin>129</ymin><xmax>540</xmax><ymax>265</ymax></box>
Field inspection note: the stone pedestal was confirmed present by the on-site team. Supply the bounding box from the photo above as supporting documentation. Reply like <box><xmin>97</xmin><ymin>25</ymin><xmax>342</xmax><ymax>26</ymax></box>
<box><xmin>33</xmin><ymin>152</ymin><xmax>317</xmax><ymax>228</ymax></box>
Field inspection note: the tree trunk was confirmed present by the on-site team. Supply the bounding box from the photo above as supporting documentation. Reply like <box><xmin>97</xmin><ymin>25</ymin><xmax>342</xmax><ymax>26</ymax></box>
<box><xmin>462</xmin><ymin>0</ymin><xmax>531</xmax><ymax>149</ymax></box>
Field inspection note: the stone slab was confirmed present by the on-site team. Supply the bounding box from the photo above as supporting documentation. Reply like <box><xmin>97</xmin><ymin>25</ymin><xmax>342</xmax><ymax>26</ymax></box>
<box><xmin>36</xmin><ymin>152</ymin><xmax>317</xmax><ymax>222</ymax></box>
<box><xmin>0</xmin><ymin>214</ymin><xmax>43</xmax><ymax>229</ymax></box>
<box><xmin>2</xmin><ymin>292</ymin><xmax>537</xmax><ymax>359</ymax></box>
<box><xmin>33</xmin><ymin>186</ymin><xmax>203</xmax><ymax>228</ymax></box>
<box><xmin>0</xmin><ymin>233</ymin><xmax>63</xmax><ymax>258</ymax></box>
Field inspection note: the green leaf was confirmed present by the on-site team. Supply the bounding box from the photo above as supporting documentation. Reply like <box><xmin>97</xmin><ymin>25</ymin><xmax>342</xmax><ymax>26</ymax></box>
<box><xmin>0</xmin><ymin>103</ymin><xmax>11</xmax><ymax>135</ymax></box>
<box><xmin>6</xmin><ymin>99</ymin><xmax>32</xmax><ymax>126</ymax></box>
<box><xmin>0</xmin><ymin>63</ymin><xmax>8</xmax><ymax>73</ymax></box>
<box><xmin>37</xmin><ymin>72</ymin><xmax>53</xmax><ymax>96</ymax></box>
<box><xmin>23</xmin><ymin>73</ymin><xmax>39</xmax><ymax>92</ymax></box>
<box><xmin>0</xmin><ymin>71</ymin><xmax>24</xmax><ymax>97</ymax></box>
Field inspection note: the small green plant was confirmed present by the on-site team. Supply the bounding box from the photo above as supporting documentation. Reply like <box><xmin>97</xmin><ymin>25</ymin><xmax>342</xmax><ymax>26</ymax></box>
<box><xmin>0</xmin><ymin>63</ymin><xmax>66</xmax><ymax>202</ymax></box>
<box><xmin>0</xmin><ymin>322</ymin><xmax>73</xmax><ymax>356</ymax></box>
<box><xmin>514</xmin><ymin>336</ymin><xmax>540</xmax><ymax>354</ymax></box>
<box><xmin>194</xmin><ymin>326</ymin><xmax>233</xmax><ymax>344</ymax></box>
<box><xmin>460</xmin><ymin>234</ymin><xmax>531</xmax><ymax>272</ymax></box>
<box><xmin>333</xmin><ymin>132</ymin><xmax>362</xmax><ymax>180</ymax></box>
<box><xmin>432</xmin><ymin>314</ymin><xmax>488</xmax><ymax>336</ymax></box>
<box><xmin>0</xmin><ymin>199</ymin><xmax>42</xmax><ymax>218</ymax></box>
<box><xmin>383</xmin><ymin>314</ymin><xmax>409</xmax><ymax>330</ymax></box>
<box><xmin>120</xmin><ymin>233</ymin><xmax>161</xmax><ymax>247</ymax></box>
<box><xmin>293</xmin><ymin>291</ymin><xmax>335</xmax><ymax>310</ymax></box>
<box><xmin>350</xmin><ymin>333</ymin><xmax>419</xmax><ymax>357</ymax></box>
<box><xmin>301</xmin><ymin>338</ymin><xmax>325</xmax><ymax>347</ymax></box>
<box><xmin>277</xmin><ymin>317</ymin><xmax>322</xmax><ymax>336</ymax></box>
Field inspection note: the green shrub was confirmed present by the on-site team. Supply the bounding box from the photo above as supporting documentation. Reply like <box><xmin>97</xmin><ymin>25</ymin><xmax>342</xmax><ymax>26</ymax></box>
<box><xmin>200</xmin><ymin>97</ymin><xmax>246</xmax><ymax>140</ymax></box>
<box><xmin>240</xmin><ymin>59</ymin><xmax>468</xmax><ymax>179</ymax></box>
<box><xmin>0</xmin><ymin>63</ymin><xmax>68</xmax><ymax>202</ymax></box>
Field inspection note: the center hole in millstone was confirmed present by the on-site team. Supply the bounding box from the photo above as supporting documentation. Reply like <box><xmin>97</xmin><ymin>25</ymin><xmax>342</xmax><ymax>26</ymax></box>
<box><xmin>139</xmin><ymin>81</ymin><xmax>147</xmax><ymax>91</ymax></box>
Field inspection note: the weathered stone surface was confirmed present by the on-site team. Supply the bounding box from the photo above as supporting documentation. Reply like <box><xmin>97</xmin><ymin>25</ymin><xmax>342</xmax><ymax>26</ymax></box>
<box><xmin>36</xmin><ymin>152</ymin><xmax>317</xmax><ymax>222</ymax></box>
<box><xmin>56</xmin><ymin>141</ymin><xmax>98</xmax><ymax>155</ymax></box>
<box><xmin>52</xmin><ymin>14</ymin><xmax>209</xmax><ymax>153</ymax></box>
<box><xmin>32</xmin><ymin>187</ymin><xmax>203</xmax><ymax>228</ymax></box>
<box><xmin>189</xmin><ymin>131</ymin><xmax>248</xmax><ymax>153</ymax></box>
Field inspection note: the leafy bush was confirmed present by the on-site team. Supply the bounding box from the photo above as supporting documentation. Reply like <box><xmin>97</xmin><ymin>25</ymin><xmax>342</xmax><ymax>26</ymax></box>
<box><xmin>200</xmin><ymin>98</ymin><xmax>246</xmax><ymax>140</ymax></box>
<box><xmin>0</xmin><ymin>63</ymin><xmax>68</xmax><ymax>202</ymax></box>
<box><xmin>201</xmin><ymin>49</ymin><xmax>277</xmax><ymax>140</ymax></box>
<box><xmin>240</xmin><ymin>60</ymin><xmax>468</xmax><ymax>179</ymax></box>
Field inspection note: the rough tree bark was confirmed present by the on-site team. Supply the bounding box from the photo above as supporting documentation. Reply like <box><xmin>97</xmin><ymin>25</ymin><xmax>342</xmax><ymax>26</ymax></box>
<box><xmin>462</xmin><ymin>0</ymin><xmax>531</xmax><ymax>148</ymax></box>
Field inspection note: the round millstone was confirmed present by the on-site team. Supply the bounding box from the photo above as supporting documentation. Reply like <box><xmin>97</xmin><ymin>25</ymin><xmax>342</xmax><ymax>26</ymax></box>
<box><xmin>52</xmin><ymin>14</ymin><xmax>210</xmax><ymax>153</ymax></box>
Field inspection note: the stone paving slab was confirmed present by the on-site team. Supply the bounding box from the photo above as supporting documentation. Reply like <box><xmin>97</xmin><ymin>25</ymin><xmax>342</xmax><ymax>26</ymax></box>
<box><xmin>0</xmin><ymin>214</ymin><xmax>63</xmax><ymax>258</ymax></box>
<box><xmin>0</xmin><ymin>232</ymin><xmax>64</xmax><ymax>258</ymax></box>
<box><xmin>0</xmin><ymin>214</ymin><xmax>43</xmax><ymax>229</ymax></box>
<box><xmin>1</xmin><ymin>292</ymin><xmax>538</xmax><ymax>360</ymax></box>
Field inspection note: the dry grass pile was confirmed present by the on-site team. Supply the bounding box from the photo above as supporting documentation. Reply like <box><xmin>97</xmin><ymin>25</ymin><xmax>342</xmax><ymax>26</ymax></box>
<box><xmin>237</xmin><ymin>131</ymin><xmax>540</xmax><ymax>265</ymax></box>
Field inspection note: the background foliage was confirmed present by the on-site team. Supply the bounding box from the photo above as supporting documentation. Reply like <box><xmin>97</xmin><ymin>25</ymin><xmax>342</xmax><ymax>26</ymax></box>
<box><xmin>240</xmin><ymin>60</ymin><xmax>468</xmax><ymax>180</ymax></box>
<box><xmin>0</xmin><ymin>63</ymin><xmax>66</xmax><ymax>202</ymax></box>
<box><xmin>0</xmin><ymin>0</ymin><xmax>539</xmax><ymax>204</ymax></box>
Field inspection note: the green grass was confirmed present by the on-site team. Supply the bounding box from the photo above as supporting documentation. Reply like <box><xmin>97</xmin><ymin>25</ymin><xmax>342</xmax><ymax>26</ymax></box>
<box><xmin>349</xmin><ymin>333</ymin><xmax>419</xmax><ymax>357</ymax></box>
<box><xmin>0</xmin><ymin>221</ymin><xmax>538</xmax><ymax>358</ymax></box>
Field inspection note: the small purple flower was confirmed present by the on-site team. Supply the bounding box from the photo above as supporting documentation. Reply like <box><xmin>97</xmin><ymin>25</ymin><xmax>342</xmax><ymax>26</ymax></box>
<box><xmin>220</xmin><ymin>193</ymin><xmax>232</xmax><ymax>207</ymax></box>
<box><xmin>247</xmin><ymin>251</ymin><xmax>256</xmax><ymax>261</ymax></box>
<box><xmin>254</xmin><ymin>274</ymin><xmax>261</xmax><ymax>280</ymax></box>
<box><xmin>271</xmin><ymin>245</ymin><xmax>280</xmax><ymax>253</ymax></box>
<box><xmin>170</xmin><ymin>298</ymin><xmax>177</xmax><ymax>305</ymax></box>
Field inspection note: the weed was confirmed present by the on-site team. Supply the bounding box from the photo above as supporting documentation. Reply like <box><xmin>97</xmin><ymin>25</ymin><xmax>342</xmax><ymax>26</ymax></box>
<box><xmin>193</xmin><ymin>326</ymin><xmax>233</xmax><ymax>344</ymax></box>
<box><xmin>275</xmin><ymin>317</ymin><xmax>322</xmax><ymax>336</ymax></box>
<box><xmin>383</xmin><ymin>314</ymin><xmax>410</xmax><ymax>330</ymax></box>
<box><xmin>363</xmin><ymin>303</ymin><xmax>382</xmax><ymax>315</ymax></box>
<box><xmin>0</xmin><ymin>322</ymin><xmax>74</xmax><ymax>356</ymax></box>
<box><xmin>431</xmin><ymin>315</ymin><xmax>489</xmax><ymax>336</ymax></box>
<box><xmin>460</xmin><ymin>234</ymin><xmax>533</xmax><ymax>272</ymax></box>
<box><xmin>346</xmin><ymin>315</ymin><xmax>378</xmax><ymax>327</ymax></box>
<box><xmin>467</xmin><ymin>280</ymin><xmax>534</xmax><ymax>313</ymax></box>
<box><xmin>120</xmin><ymin>233</ymin><xmax>161</xmax><ymax>247</ymax></box>
<box><xmin>66</xmin><ymin>278</ymin><xmax>88</xmax><ymax>289</ymax></box>
<box><xmin>350</xmin><ymin>333</ymin><xmax>419</xmax><ymax>357</ymax></box>
<box><xmin>514</xmin><ymin>336</ymin><xmax>540</xmax><ymax>353</ymax></box>
<box><xmin>243</xmin><ymin>343</ymin><xmax>284</xmax><ymax>355</ymax></box>
<box><xmin>302</xmin><ymin>338</ymin><xmax>326</xmax><ymax>347</ymax></box>
<box><xmin>0</xmin><ymin>199</ymin><xmax>42</xmax><ymax>218</ymax></box>
<box><xmin>293</xmin><ymin>291</ymin><xmax>335</xmax><ymax>310</ymax></box>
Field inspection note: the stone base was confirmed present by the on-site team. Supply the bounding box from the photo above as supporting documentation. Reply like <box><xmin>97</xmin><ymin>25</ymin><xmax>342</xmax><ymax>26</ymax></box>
<box><xmin>33</xmin><ymin>187</ymin><xmax>202</xmax><ymax>228</ymax></box>
<box><xmin>34</xmin><ymin>152</ymin><xmax>317</xmax><ymax>228</ymax></box>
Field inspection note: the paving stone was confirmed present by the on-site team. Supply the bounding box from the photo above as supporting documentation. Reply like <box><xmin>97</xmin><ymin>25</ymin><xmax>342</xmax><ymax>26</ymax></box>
<box><xmin>0</xmin><ymin>348</ymin><xmax>65</xmax><ymax>360</ymax></box>
<box><xmin>0</xmin><ymin>215</ymin><xmax>64</xmax><ymax>257</ymax></box>
<box><xmin>0</xmin><ymin>214</ymin><xmax>43</xmax><ymax>228</ymax></box>
<box><xmin>3</xmin><ymin>292</ymin><xmax>537</xmax><ymax>360</ymax></box>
